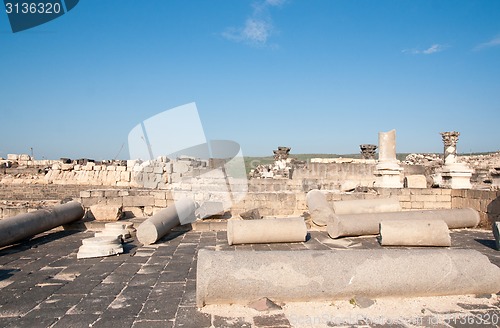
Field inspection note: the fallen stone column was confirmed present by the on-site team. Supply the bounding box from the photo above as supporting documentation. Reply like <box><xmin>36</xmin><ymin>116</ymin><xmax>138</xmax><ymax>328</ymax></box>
<box><xmin>332</xmin><ymin>198</ymin><xmax>401</xmax><ymax>215</ymax></box>
<box><xmin>0</xmin><ymin>201</ymin><xmax>84</xmax><ymax>248</ymax></box>
<box><xmin>328</xmin><ymin>208</ymin><xmax>479</xmax><ymax>238</ymax></box>
<box><xmin>137</xmin><ymin>198</ymin><xmax>197</xmax><ymax>245</ymax></box>
<box><xmin>227</xmin><ymin>217</ymin><xmax>307</xmax><ymax>245</ymax></box>
<box><xmin>306</xmin><ymin>189</ymin><xmax>335</xmax><ymax>226</ymax></box>
<box><xmin>379</xmin><ymin>219</ymin><xmax>451</xmax><ymax>246</ymax></box>
<box><xmin>196</xmin><ymin>249</ymin><xmax>500</xmax><ymax>306</ymax></box>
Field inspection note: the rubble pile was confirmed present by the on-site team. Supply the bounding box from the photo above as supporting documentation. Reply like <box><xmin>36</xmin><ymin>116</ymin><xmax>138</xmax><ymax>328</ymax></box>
<box><xmin>403</xmin><ymin>153</ymin><xmax>443</xmax><ymax>166</ymax></box>
<box><xmin>250</xmin><ymin>147</ymin><xmax>294</xmax><ymax>179</ymax></box>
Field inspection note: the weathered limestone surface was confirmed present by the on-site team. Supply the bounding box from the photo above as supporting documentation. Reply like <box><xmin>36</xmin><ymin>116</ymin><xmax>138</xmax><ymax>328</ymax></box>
<box><xmin>332</xmin><ymin>198</ymin><xmax>401</xmax><ymax>215</ymax></box>
<box><xmin>90</xmin><ymin>205</ymin><xmax>122</xmax><ymax>221</ymax></box>
<box><xmin>374</xmin><ymin>129</ymin><xmax>403</xmax><ymax>188</ymax></box>
<box><xmin>95</xmin><ymin>222</ymin><xmax>134</xmax><ymax>239</ymax></box>
<box><xmin>404</xmin><ymin>175</ymin><xmax>427</xmax><ymax>188</ymax></box>
<box><xmin>196</xmin><ymin>249</ymin><xmax>500</xmax><ymax>306</ymax></box>
<box><xmin>0</xmin><ymin>201</ymin><xmax>84</xmax><ymax>247</ymax></box>
<box><xmin>137</xmin><ymin>198</ymin><xmax>197</xmax><ymax>245</ymax></box>
<box><xmin>306</xmin><ymin>189</ymin><xmax>335</xmax><ymax>226</ymax></box>
<box><xmin>440</xmin><ymin>131</ymin><xmax>473</xmax><ymax>189</ymax></box>
<box><xmin>379</xmin><ymin>219</ymin><xmax>451</xmax><ymax>246</ymax></box>
<box><xmin>227</xmin><ymin>217</ymin><xmax>307</xmax><ymax>246</ymax></box>
<box><xmin>328</xmin><ymin>208</ymin><xmax>480</xmax><ymax>238</ymax></box>
<box><xmin>77</xmin><ymin>236</ymin><xmax>123</xmax><ymax>259</ymax></box>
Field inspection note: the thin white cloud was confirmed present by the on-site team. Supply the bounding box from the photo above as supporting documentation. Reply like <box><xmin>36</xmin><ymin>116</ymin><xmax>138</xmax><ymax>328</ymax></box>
<box><xmin>402</xmin><ymin>44</ymin><xmax>448</xmax><ymax>55</ymax></box>
<box><xmin>222</xmin><ymin>0</ymin><xmax>286</xmax><ymax>46</ymax></box>
<box><xmin>422</xmin><ymin>44</ymin><xmax>444</xmax><ymax>54</ymax></box>
<box><xmin>474</xmin><ymin>36</ymin><xmax>500</xmax><ymax>51</ymax></box>
<box><xmin>265</xmin><ymin>0</ymin><xmax>286</xmax><ymax>6</ymax></box>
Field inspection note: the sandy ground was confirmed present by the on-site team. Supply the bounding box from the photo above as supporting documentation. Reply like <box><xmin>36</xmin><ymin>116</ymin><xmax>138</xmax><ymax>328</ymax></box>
<box><xmin>202</xmin><ymin>294</ymin><xmax>500</xmax><ymax>327</ymax></box>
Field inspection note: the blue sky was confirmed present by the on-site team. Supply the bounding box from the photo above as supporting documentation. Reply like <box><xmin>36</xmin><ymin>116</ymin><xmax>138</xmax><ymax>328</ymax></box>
<box><xmin>1</xmin><ymin>0</ymin><xmax>499</xmax><ymax>160</ymax></box>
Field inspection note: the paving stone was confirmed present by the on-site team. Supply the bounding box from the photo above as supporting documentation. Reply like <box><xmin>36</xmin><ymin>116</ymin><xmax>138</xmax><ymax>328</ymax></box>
<box><xmin>137</xmin><ymin>296</ymin><xmax>181</xmax><ymax>321</ymax></box>
<box><xmin>4</xmin><ymin>314</ymin><xmax>57</xmax><ymax>328</ymax></box>
<box><xmin>132</xmin><ymin>319</ymin><xmax>174</xmax><ymax>328</ymax></box>
<box><xmin>251</xmin><ymin>244</ymin><xmax>272</xmax><ymax>251</ymax></box>
<box><xmin>108</xmin><ymin>263</ymin><xmax>143</xmax><ymax>277</ymax></box>
<box><xmin>128</xmin><ymin>273</ymin><xmax>159</xmax><ymax>287</ymax></box>
<box><xmin>145</xmin><ymin>256</ymin><xmax>172</xmax><ymax>267</ymax></box>
<box><xmin>52</xmin><ymin>313</ymin><xmax>100</xmax><ymax>328</ymax></box>
<box><xmin>0</xmin><ymin>318</ymin><xmax>17</xmax><ymax>327</ymax></box>
<box><xmin>0</xmin><ymin>297</ymin><xmax>40</xmax><ymax>317</ymax></box>
<box><xmin>268</xmin><ymin>243</ymin><xmax>292</xmax><ymax>251</ymax></box>
<box><xmin>37</xmin><ymin>293</ymin><xmax>85</xmax><ymax>313</ymax></box>
<box><xmin>253</xmin><ymin>313</ymin><xmax>291</xmax><ymax>327</ymax></box>
<box><xmin>93</xmin><ymin>314</ymin><xmax>137</xmax><ymax>327</ymax></box>
<box><xmin>68</xmin><ymin>295</ymin><xmax>116</xmax><ymax>314</ymax></box>
<box><xmin>213</xmin><ymin>315</ymin><xmax>252</xmax><ymax>328</ymax></box>
<box><xmin>152</xmin><ymin>282</ymin><xmax>186</xmax><ymax>299</ymax></box>
<box><xmin>173</xmin><ymin>306</ymin><xmax>211</xmax><ymax>328</ymax></box>
<box><xmin>153</xmin><ymin>246</ymin><xmax>178</xmax><ymax>257</ymax></box>
<box><xmin>55</xmin><ymin>277</ymin><xmax>103</xmax><ymax>294</ymax></box>
<box><xmin>159</xmin><ymin>270</ymin><xmax>188</xmax><ymax>283</ymax></box>
<box><xmin>137</xmin><ymin>264</ymin><xmax>165</xmax><ymax>274</ymax></box>
<box><xmin>90</xmin><ymin>282</ymin><xmax>127</xmax><ymax>297</ymax></box>
<box><xmin>179</xmin><ymin>279</ymin><xmax>196</xmax><ymax>307</ymax></box>
<box><xmin>234</xmin><ymin>244</ymin><xmax>253</xmax><ymax>251</ymax></box>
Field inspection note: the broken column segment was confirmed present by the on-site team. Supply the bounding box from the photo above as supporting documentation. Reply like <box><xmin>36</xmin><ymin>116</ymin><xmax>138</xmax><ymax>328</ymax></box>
<box><xmin>379</xmin><ymin>219</ymin><xmax>451</xmax><ymax>247</ymax></box>
<box><xmin>196</xmin><ymin>249</ymin><xmax>500</xmax><ymax>307</ymax></box>
<box><xmin>137</xmin><ymin>198</ymin><xmax>197</xmax><ymax>245</ymax></box>
<box><xmin>77</xmin><ymin>236</ymin><xmax>123</xmax><ymax>259</ymax></box>
<box><xmin>440</xmin><ymin>131</ymin><xmax>473</xmax><ymax>189</ymax></box>
<box><xmin>0</xmin><ymin>201</ymin><xmax>84</xmax><ymax>248</ymax></box>
<box><xmin>332</xmin><ymin>198</ymin><xmax>401</xmax><ymax>215</ymax></box>
<box><xmin>306</xmin><ymin>189</ymin><xmax>336</xmax><ymax>226</ymax></box>
<box><xmin>328</xmin><ymin>208</ymin><xmax>479</xmax><ymax>239</ymax></box>
<box><xmin>227</xmin><ymin>217</ymin><xmax>307</xmax><ymax>246</ymax></box>
<box><xmin>95</xmin><ymin>222</ymin><xmax>134</xmax><ymax>240</ymax></box>
<box><xmin>374</xmin><ymin>129</ymin><xmax>403</xmax><ymax>188</ymax></box>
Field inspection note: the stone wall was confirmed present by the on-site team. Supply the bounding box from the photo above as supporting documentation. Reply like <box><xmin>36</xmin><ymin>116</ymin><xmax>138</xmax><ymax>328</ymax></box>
<box><xmin>1</xmin><ymin>178</ymin><xmax>499</xmax><ymax>229</ymax></box>
<box><xmin>0</xmin><ymin>184</ymin><xmax>101</xmax><ymax>201</ymax></box>
<box><xmin>75</xmin><ymin>186</ymin><xmax>453</xmax><ymax>219</ymax></box>
<box><xmin>451</xmin><ymin>189</ymin><xmax>500</xmax><ymax>228</ymax></box>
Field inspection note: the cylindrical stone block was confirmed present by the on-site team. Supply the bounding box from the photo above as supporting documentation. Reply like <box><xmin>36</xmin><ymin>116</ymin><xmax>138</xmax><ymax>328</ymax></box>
<box><xmin>227</xmin><ymin>217</ymin><xmax>307</xmax><ymax>246</ymax></box>
<box><xmin>0</xmin><ymin>201</ymin><xmax>84</xmax><ymax>248</ymax></box>
<box><xmin>196</xmin><ymin>249</ymin><xmax>500</xmax><ymax>307</ymax></box>
<box><xmin>332</xmin><ymin>198</ymin><xmax>401</xmax><ymax>215</ymax></box>
<box><xmin>328</xmin><ymin>208</ymin><xmax>480</xmax><ymax>239</ymax></box>
<box><xmin>306</xmin><ymin>189</ymin><xmax>335</xmax><ymax>226</ymax></box>
<box><xmin>136</xmin><ymin>198</ymin><xmax>197</xmax><ymax>245</ymax></box>
<box><xmin>378</xmin><ymin>129</ymin><xmax>397</xmax><ymax>162</ymax></box>
<box><xmin>379</xmin><ymin>219</ymin><xmax>451</xmax><ymax>246</ymax></box>
<box><xmin>77</xmin><ymin>236</ymin><xmax>123</xmax><ymax>259</ymax></box>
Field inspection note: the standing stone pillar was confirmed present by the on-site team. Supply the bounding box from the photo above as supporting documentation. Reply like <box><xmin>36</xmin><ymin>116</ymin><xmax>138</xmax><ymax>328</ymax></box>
<box><xmin>490</xmin><ymin>167</ymin><xmax>500</xmax><ymax>190</ymax></box>
<box><xmin>440</xmin><ymin>131</ymin><xmax>473</xmax><ymax>189</ymax></box>
<box><xmin>374</xmin><ymin>129</ymin><xmax>403</xmax><ymax>188</ymax></box>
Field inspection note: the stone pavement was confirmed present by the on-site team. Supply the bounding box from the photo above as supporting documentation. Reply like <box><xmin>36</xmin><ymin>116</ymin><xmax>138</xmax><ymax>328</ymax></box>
<box><xmin>0</xmin><ymin>225</ymin><xmax>499</xmax><ymax>328</ymax></box>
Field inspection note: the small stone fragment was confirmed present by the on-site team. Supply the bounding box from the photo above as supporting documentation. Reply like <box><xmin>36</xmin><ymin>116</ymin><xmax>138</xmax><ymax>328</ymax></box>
<box><xmin>248</xmin><ymin>297</ymin><xmax>282</xmax><ymax>311</ymax></box>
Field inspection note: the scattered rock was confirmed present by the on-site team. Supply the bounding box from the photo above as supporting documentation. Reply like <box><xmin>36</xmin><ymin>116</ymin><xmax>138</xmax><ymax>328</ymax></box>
<box><xmin>248</xmin><ymin>297</ymin><xmax>282</xmax><ymax>311</ymax></box>
<box><xmin>354</xmin><ymin>296</ymin><xmax>376</xmax><ymax>308</ymax></box>
<box><xmin>240</xmin><ymin>208</ymin><xmax>261</xmax><ymax>220</ymax></box>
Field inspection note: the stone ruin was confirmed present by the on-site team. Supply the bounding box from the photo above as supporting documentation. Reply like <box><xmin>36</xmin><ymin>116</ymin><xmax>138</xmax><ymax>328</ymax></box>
<box><xmin>359</xmin><ymin>144</ymin><xmax>377</xmax><ymax>159</ymax></box>
<box><xmin>249</xmin><ymin>146</ymin><xmax>295</xmax><ymax>179</ymax></box>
